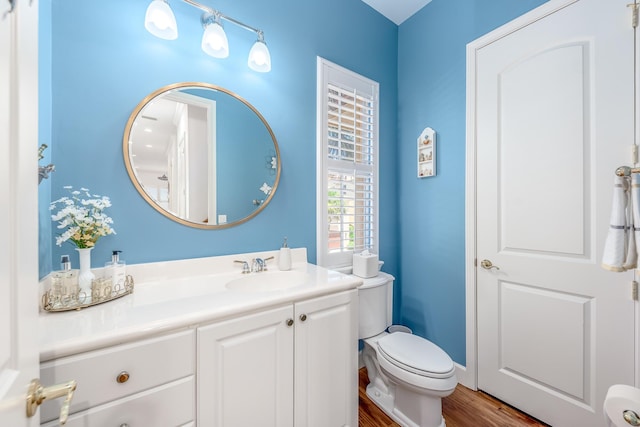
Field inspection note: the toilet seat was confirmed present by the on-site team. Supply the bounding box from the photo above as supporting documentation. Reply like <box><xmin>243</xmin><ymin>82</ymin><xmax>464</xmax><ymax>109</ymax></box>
<box><xmin>377</xmin><ymin>332</ymin><xmax>455</xmax><ymax>379</ymax></box>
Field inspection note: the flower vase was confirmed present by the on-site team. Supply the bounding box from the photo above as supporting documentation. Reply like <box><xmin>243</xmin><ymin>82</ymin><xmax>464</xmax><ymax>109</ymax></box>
<box><xmin>76</xmin><ymin>247</ymin><xmax>95</xmax><ymax>300</ymax></box>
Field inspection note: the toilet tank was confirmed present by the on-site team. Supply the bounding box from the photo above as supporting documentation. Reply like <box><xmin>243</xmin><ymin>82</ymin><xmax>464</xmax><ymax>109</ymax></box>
<box><xmin>357</xmin><ymin>272</ymin><xmax>394</xmax><ymax>339</ymax></box>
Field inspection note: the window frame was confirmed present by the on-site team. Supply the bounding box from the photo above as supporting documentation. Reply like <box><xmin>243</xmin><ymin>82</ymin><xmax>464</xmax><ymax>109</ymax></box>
<box><xmin>316</xmin><ymin>57</ymin><xmax>380</xmax><ymax>269</ymax></box>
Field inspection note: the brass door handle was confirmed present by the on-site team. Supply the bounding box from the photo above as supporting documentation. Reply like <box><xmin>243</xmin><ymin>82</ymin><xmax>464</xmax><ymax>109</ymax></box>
<box><xmin>480</xmin><ymin>259</ymin><xmax>500</xmax><ymax>270</ymax></box>
<box><xmin>26</xmin><ymin>378</ymin><xmax>77</xmax><ymax>425</ymax></box>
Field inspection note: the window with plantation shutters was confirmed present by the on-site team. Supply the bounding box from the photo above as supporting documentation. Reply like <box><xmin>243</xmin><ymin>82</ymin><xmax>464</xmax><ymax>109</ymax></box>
<box><xmin>317</xmin><ymin>58</ymin><xmax>379</xmax><ymax>269</ymax></box>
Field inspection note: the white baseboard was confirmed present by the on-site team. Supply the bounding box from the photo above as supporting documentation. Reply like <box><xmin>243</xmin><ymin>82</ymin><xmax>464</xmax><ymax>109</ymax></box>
<box><xmin>454</xmin><ymin>362</ymin><xmax>476</xmax><ymax>390</ymax></box>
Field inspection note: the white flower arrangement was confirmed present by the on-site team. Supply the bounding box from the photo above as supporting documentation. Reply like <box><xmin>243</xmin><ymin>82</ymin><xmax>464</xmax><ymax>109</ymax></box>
<box><xmin>50</xmin><ymin>186</ymin><xmax>116</xmax><ymax>248</ymax></box>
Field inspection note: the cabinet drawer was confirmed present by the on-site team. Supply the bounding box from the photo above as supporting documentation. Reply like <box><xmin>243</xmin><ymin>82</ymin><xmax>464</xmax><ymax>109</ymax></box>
<box><xmin>40</xmin><ymin>329</ymin><xmax>195</xmax><ymax>423</ymax></box>
<box><xmin>41</xmin><ymin>376</ymin><xmax>195</xmax><ymax>427</ymax></box>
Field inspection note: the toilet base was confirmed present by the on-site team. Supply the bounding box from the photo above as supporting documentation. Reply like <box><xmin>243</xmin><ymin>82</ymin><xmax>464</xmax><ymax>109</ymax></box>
<box><xmin>361</xmin><ymin>334</ymin><xmax>454</xmax><ymax>427</ymax></box>
<box><xmin>366</xmin><ymin>381</ymin><xmax>446</xmax><ymax>427</ymax></box>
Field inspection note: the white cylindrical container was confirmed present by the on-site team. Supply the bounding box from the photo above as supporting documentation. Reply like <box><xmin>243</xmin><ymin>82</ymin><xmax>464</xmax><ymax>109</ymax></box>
<box><xmin>278</xmin><ymin>237</ymin><xmax>291</xmax><ymax>271</ymax></box>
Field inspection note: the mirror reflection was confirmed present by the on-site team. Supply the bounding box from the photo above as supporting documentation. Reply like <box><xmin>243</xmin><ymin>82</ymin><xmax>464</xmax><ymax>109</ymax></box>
<box><xmin>123</xmin><ymin>82</ymin><xmax>280</xmax><ymax>229</ymax></box>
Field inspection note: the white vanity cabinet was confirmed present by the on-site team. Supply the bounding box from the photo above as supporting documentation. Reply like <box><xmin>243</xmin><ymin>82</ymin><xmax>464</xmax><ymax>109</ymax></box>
<box><xmin>40</xmin><ymin>329</ymin><xmax>195</xmax><ymax>427</ymax></box>
<box><xmin>38</xmin><ymin>253</ymin><xmax>362</xmax><ymax>427</ymax></box>
<box><xmin>198</xmin><ymin>289</ymin><xmax>358</xmax><ymax>427</ymax></box>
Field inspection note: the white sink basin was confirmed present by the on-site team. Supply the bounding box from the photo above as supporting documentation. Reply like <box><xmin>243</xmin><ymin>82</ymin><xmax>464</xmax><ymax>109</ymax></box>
<box><xmin>225</xmin><ymin>270</ymin><xmax>311</xmax><ymax>292</ymax></box>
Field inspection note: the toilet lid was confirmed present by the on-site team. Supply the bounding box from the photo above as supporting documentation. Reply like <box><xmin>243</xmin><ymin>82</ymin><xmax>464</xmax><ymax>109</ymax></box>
<box><xmin>377</xmin><ymin>332</ymin><xmax>454</xmax><ymax>378</ymax></box>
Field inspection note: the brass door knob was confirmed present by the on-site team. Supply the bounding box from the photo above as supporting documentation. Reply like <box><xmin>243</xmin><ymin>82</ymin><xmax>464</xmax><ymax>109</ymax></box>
<box><xmin>480</xmin><ymin>259</ymin><xmax>500</xmax><ymax>270</ymax></box>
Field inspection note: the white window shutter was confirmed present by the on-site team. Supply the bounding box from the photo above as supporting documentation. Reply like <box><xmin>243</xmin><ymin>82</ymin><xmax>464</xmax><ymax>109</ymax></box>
<box><xmin>317</xmin><ymin>58</ymin><xmax>379</xmax><ymax>269</ymax></box>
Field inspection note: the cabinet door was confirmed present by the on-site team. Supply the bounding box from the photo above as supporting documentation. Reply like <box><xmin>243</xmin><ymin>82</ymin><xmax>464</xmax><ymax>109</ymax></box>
<box><xmin>294</xmin><ymin>290</ymin><xmax>358</xmax><ymax>427</ymax></box>
<box><xmin>198</xmin><ymin>305</ymin><xmax>294</xmax><ymax>427</ymax></box>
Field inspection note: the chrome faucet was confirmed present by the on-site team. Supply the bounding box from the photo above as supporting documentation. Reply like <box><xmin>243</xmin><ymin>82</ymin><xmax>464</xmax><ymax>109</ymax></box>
<box><xmin>235</xmin><ymin>256</ymin><xmax>274</xmax><ymax>274</ymax></box>
<box><xmin>252</xmin><ymin>258</ymin><xmax>265</xmax><ymax>273</ymax></box>
<box><xmin>234</xmin><ymin>260</ymin><xmax>251</xmax><ymax>274</ymax></box>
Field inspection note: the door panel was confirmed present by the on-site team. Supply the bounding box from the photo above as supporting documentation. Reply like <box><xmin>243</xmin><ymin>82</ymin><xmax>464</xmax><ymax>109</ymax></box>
<box><xmin>500</xmin><ymin>282</ymin><xmax>591</xmax><ymax>400</ymax></box>
<box><xmin>475</xmin><ymin>0</ymin><xmax>635</xmax><ymax>425</ymax></box>
<box><xmin>500</xmin><ymin>43</ymin><xmax>588</xmax><ymax>257</ymax></box>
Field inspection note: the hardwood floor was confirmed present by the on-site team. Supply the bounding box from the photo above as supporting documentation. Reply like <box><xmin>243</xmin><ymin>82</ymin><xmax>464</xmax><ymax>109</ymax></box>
<box><xmin>358</xmin><ymin>368</ymin><xmax>549</xmax><ymax>427</ymax></box>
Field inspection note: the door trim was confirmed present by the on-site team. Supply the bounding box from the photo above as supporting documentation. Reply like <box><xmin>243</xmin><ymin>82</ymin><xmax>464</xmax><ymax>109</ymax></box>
<box><xmin>462</xmin><ymin>0</ymin><xmax>606</xmax><ymax>391</ymax></box>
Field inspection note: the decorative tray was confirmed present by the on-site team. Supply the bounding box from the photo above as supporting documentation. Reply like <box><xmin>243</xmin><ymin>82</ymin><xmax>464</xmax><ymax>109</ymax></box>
<box><xmin>42</xmin><ymin>275</ymin><xmax>135</xmax><ymax>312</ymax></box>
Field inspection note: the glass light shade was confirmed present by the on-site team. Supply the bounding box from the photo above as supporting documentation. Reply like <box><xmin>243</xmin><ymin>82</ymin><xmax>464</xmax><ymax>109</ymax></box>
<box><xmin>201</xmin><ymin>22</ymin><xmax>229</xmax><ymax>58</ymax></box>
<box><xmin>248</xmin><ymin>40</ymin><xmax>271</xmax><ymax>73</ymax></box>
<box><xmin>145</xmin><ymin>0</ymin><xmax>178</xmax><ymax>40</ymax></box>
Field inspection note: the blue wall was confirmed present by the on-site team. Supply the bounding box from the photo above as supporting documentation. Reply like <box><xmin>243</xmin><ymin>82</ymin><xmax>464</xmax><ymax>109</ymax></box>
<box><xmin>396</xmin><ymin>0</ymin><xmax>547</xmax><ymax>364</ymax></box>
<box><xmin>38</xmin><ymin>0</ymin><xmax>551</xmax><ymax>367</ymax></box>
<box><xmin>39</xmin><ymin>0</ymin><xmax>398</xmax><ymax>278</ymax></box>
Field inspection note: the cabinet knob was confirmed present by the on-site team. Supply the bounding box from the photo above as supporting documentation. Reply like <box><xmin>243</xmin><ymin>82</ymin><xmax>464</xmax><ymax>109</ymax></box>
<box><xmin>286</xmin><ymin>318</ymin><xmax>294</xmax><ymax>327</ymax></box>
<box><xmin>120</xmin><ymin>424</ymin><xmax>130</xmax><ymax>427</ymax></box>
<box><xmin>116</xmin><ymin>371</ymin><xmax>130</xmax><ymax>383</ymax></box>
<box><xmin>299</xmin><ymin>314</ymin><xmax>307</xmax><ymax>322</ymax></box>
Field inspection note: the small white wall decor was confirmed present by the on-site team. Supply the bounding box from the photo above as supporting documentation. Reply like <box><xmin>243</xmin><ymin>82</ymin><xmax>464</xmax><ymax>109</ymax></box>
<box><xmin>418</xmin><ymin>127</ymin><xmax>436</xmax><ymax>178</ymax></box>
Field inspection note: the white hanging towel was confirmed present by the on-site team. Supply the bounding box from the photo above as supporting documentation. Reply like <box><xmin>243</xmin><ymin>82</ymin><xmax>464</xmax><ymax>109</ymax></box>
<box><xmin>602</xmin><ymin>175</ymin><xmax>633</xmax><ymax>271</ymax></box>
<box><xmin>628</xmin><ymin>174</ymin><xmax>640</xmax><ymax>269</ymax></box>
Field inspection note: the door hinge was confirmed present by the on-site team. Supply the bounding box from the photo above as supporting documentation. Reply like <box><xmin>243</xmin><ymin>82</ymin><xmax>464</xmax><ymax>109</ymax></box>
<box><xmin>629</xmin><ymin>3</ymin><xmax>639</xmax><ymax>28</ymax></box>
<box><xmin>633</xmin><ymin>280</ymin><xmax>638</xmax><ymax>301</ymax></box>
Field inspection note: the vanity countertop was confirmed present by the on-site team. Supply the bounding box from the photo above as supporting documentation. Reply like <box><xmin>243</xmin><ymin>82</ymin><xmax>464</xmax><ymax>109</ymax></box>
<box><xmin>39</xmin><ymin>248</ymin><xmax>362</xmax><ymax>362</ymax></box>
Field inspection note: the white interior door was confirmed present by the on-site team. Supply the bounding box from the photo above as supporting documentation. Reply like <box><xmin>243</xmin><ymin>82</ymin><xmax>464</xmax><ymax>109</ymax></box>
<box><xmin>0</xmin><ymin>0</ymin><xmax>40</xmax><ymax>426</ymax></box>
<box><xmin>474</xmin><ymin>0</ymin><xmax>636</xmax><ymax>426</ymax></box>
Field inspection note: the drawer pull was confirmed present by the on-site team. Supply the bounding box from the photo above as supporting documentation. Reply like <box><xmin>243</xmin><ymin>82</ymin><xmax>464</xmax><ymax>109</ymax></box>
<box><xmin>286</xmin><ymin>318</ymin><xmax>294</xmax><ymax>327</ymax></box>
<box><xmin>299</xmin><ymin>314</ymin><xmax>307</xmax><ymax>322</ymax></box>
<box><xmin>116</xmin><ymin>371</ymin><xmax>130</xmax><ymax>383</ymax></box>
<box><xmin>120</xmin><ymin>424</ymin><xmax>129</xmax><ymax>427</ymax></box>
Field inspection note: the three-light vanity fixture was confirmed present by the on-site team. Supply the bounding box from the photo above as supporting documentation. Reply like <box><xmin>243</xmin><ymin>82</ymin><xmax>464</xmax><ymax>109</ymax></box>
<box><xmin>144</xmin><ymin>0</ymin><xmax>272</xmax><ymax>72</ymax></box>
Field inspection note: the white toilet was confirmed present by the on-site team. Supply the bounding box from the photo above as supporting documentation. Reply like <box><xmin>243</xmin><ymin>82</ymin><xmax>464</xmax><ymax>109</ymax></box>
<box><xmin>358</xmin><ymin>272</ymin><xmax>457</xmax><ymax>427</ymax></box>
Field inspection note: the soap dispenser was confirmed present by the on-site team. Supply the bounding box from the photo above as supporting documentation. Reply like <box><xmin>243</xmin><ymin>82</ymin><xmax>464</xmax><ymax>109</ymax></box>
<box><xmin>278</xmin><ymin>237</ymin><xmax>291</xmax><ymax>271</ymax></box>
<box><xmin>51</xmin><ymin>254</ymin><xmax>78</xmax><ymax>297</ymax></box>
<box><xmin>105</xmin><ymin>250</ymin><xmax>126</xmax><ymax>289</ymax></box>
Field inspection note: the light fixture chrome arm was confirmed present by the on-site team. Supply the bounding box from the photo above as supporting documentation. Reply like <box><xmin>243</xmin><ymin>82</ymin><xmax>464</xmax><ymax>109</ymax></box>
<box><xmin>181</xmin><ymin>0</ymin><xmax>263</xmax><ymax>36</ymax></box>
<box><xmin>145</xmin><ymin>0</ymin><xmax>271</xmax><ymax>71</ymax></box>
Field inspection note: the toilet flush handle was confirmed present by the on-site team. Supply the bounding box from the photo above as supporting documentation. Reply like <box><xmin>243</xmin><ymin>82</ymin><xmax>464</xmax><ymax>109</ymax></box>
<box><xmin>480</xmin><ymin>259</ymin><xmax>500</xmax><ymax>270</ymax></box>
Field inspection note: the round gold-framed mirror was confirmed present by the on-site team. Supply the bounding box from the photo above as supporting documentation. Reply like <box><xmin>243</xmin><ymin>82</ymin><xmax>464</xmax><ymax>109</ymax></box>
<box><xmin>123</xmin><ymin>82</ymin><xmax>280</xmax><ymax>229</ymax></box>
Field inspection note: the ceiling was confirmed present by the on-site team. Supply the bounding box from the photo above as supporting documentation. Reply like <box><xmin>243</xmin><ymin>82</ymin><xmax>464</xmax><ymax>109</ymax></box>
<box><xmin>361</xmin><ymin>0</ymin><xmax>432</xmax><ymax>25</ymax></box>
